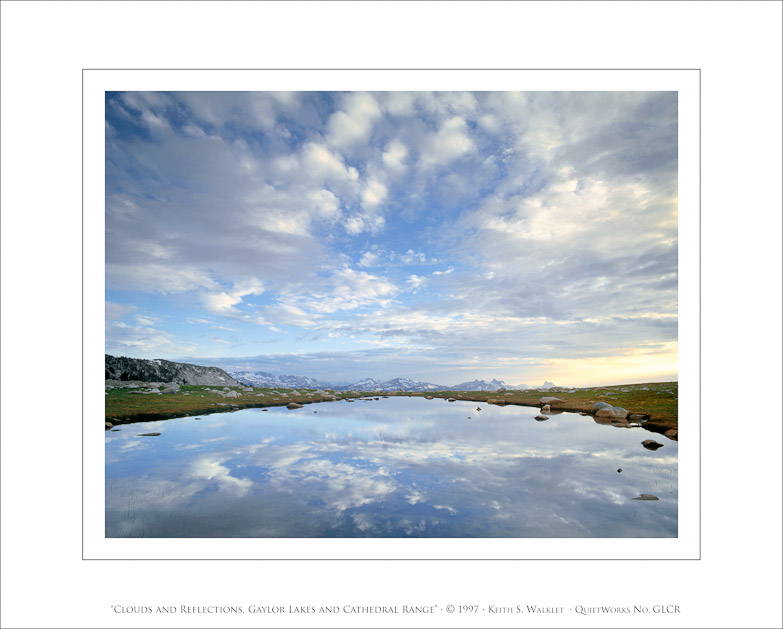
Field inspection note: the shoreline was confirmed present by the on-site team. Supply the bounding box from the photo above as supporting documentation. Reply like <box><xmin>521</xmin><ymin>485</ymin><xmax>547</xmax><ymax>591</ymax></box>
<box><xmin>105</xmin><ymin>383</ymin><xmax>678</xmax><ymax>441</ymax></box>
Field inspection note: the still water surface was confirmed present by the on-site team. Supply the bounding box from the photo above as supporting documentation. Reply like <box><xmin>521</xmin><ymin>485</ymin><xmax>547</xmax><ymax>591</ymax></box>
<box><xmin>105</xmin><ymin>397</ymin><xmax>677</xmax><ymax>537</ymax></box>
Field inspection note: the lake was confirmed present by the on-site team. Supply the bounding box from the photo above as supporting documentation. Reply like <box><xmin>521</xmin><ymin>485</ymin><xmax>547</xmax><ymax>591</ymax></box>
<box><xmin>105</xmin><ymin>396</ymin><xmax>677</xmax><ymax>537</ymax></box>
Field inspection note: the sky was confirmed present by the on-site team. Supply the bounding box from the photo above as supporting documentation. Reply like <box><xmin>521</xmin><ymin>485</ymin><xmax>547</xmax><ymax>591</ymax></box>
<box><xmin>105</xmin><ymin>91</ymin><xmax>678</xmax><ymax>387</ymax></box>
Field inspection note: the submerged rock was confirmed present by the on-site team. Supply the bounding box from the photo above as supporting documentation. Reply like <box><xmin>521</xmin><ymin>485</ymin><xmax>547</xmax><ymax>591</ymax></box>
<box><xmin>642</xmin><ymin>440</ymin><xmax>664</xmax><ymax>451</ymax></box>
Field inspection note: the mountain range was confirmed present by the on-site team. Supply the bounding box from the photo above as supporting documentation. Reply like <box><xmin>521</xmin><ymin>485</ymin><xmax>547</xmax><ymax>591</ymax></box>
<box><xmin>228</xmin><ymin>370</ymin><xmax>552</xmax><ymax>392</ymax></box>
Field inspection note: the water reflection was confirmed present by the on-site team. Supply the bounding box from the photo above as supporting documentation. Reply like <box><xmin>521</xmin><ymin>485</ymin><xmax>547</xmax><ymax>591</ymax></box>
<box><xmin>106</xmin><ymin>397</ymin><xmax>677</xmax><ymax>537</ymax></box>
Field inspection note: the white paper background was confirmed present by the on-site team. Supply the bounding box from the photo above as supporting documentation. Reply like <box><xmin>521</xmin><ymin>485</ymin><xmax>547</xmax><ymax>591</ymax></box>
<box><xmin>1</xmin><ymin>1</ymin><xmax>781</xmax><ymax>628</ymax></box>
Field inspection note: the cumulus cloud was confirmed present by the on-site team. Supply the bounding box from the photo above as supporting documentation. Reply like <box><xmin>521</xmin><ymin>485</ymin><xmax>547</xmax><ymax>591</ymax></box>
<box><xmin>327</xmin><ymin>92</ymin><xmax>382</xmax><ymax>148</ymax></box>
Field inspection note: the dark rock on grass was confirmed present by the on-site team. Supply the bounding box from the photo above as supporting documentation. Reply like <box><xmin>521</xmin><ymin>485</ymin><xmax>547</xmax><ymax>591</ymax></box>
<box><xmin>286</xmin><ymin>402</ymin><xmax>304</xmax><ymax>409</ymax></box>
<box><xmin>632</xmin><ymin>494</ymin><xmax>659</xmax><ymax>501</ymax></box>
<box><xmin>137</xmin><ymin>432</ymin><xmax>161</xmax><ymax>437</ymax></box>
<box><xmin>534</xmin><ymin>415</ymin><xmax>549</xmax><ymax>421</ymax></box>
<box><xmin>642</xmin><ymin>439</ymin><xmax>664</xmax><ymax>451</ymax></box>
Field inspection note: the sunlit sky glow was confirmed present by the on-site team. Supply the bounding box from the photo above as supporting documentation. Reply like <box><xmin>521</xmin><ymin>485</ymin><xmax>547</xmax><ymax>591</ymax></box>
<box><xmin>105</xmin><ymin>91</ymin><xmax>677</xmax><ymax>386</ymax></box>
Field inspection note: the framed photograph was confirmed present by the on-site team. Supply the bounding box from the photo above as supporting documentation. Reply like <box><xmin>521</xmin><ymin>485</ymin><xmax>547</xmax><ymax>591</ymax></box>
<box><xmin>85</xmin><ymin>70</ymin><xmax>700</xmax><ymax>560</ymax></box>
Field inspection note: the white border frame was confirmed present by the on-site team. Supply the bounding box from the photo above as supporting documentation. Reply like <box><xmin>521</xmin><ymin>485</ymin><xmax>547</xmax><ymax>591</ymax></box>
<box><xmin>83</xmin><ymin>69</ymin><xmax>699</xmax><ymax>560</ymax></box>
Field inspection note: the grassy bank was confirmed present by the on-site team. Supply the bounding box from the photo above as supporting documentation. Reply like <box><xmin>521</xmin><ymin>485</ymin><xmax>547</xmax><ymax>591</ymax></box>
<box><xmin>105</xmin><ymin>381</ymin><xmax>678</xmax><ymax>438</ymax></box>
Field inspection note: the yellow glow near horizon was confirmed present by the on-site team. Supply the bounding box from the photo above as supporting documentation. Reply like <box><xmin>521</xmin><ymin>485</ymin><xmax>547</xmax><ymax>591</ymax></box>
<box><xmin>518</xmin><ymin>345</ymin><xmax>678</xmax><ymax>387</ymax></box>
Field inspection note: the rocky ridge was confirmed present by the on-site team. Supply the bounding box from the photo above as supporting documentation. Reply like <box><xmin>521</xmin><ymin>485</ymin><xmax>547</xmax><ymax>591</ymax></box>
<box><xmin>105</xmin><ymin>355</ymin><xmax>242</xmax><ymax>386</ymax></box>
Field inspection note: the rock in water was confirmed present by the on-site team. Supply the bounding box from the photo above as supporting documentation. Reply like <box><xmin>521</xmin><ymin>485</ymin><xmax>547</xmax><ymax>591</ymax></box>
<box><xmin>534</xmin><ymin>415</ymin><xmax>548</xmax><ymax>421</ymax></box>
<box><xmin>632</xmin><ymin>494</ymin><xmax>659</xmax><ymax>501</ymax></box>
<box><xmin>541</xmin><ymin>404</ymin><xmax>551</xmax><ymax>413</ymax></box>
<box><xmin>286</xmin><ymin>402</ymin><xmax>303</xmax><ymax>409</ymax></box>
<box><xmin>664</xmin><ymin>428</ymin><xmax>678</xmax><ymax>440</ymax></box>
<box><xmin>137</xmin><ymin>432</ymin><xmax>161</xmax><ymax>437</ymax></box>
<box><xmin>593</xmin><ymin>401</ymin><xmax>629</xmax><ymax>419</ymax></box>
<box><xmin>642</xmin><ymin>440</ymin><xmax>664</xmax><ymax>450</ymax></box>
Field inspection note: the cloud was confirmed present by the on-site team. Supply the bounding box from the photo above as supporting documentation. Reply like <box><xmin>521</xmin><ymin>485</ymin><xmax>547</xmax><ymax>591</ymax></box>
<box><xmin>420</xmin><ymin>116</ymin><xmax>475</xmax><ymax>167</ymax></box>
<box><xmin>202</xmin><ymin>278</ymin><xmax>264</xmax><ymax>318</ymax></box>
<box><xmin>106</xmin><ymin>320</ymin><xmax>197</xmax><ymax>358</ymax></box>
<box><xmin>327</xmin><ymin>92</ymin><xmax>382</xmax><ymax>148</ymax></box>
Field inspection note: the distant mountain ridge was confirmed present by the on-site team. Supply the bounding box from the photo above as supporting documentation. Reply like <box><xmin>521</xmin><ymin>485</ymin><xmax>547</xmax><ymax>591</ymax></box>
<box><xmin>228</xmin><ymin>370</ymin><xmax>553</xmax><ymax>392</ymax></box>
<box><xmin>105</xmin><ymin>355</ymin><xmax>242</xmax><ymax>386</ymax></box>
<box><xmin>230</xmin><ymin>371</ymin><xmax>333</xmax><ymax>389</ymax></box>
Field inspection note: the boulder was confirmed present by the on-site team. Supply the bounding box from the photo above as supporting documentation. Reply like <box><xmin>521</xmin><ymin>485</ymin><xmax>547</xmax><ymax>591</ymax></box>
<box><xmin>664</xmin><ymin>429</ymin><xmax>678</xmax><ymax>440</ymax></box>
<box><xmin>594</xmin><ymin>403</ymin><xmax>629</xmax><ymax>419</ymax></box>
<box><xmin>578</xmin><ymin>412</ymin><xmax>588</xmax><ymax>416</ymax></box>
<box><xmin>286</xmin><ymin>402</ymin><xmax>303</xmax><ymax>409</ymax></box>
<box><xmin>540</xmin><ymin>397</ymin><xmax>564</xmax><ymax>405</ymax></box>
<box><xmin>628</xmin><ymin>413</ymin><xmax>649</xmax><ymax>421</ymax></box>
<box><xmin>105</xmin><ymin>422</ymin><xmax>114</xmax><ymax>429</ymax></box>
<box><xmin>222</xmin><ymin>391</ymin><xmax>241</xmax><ymax>398</ymax></box>
<box><xmin>425</xmin><ymin>396</ymin><xmax>433</xmax><ymax>400</ymax></box>
<box><xmin>447</xmin><ymin>398</ymin><xmax>456</xmax><ymax>402</ymax></box>
<box><xmin>534</xmin><ymin>415</ymin><xmax>548</xmax><ymax>421</ymax></box>
<box><xmin>541</xmin><ymin>404</ymin><xmax>551</xmax><ymax>413</ymax></box>
<box><xmin>642</xmin><ymin>440</ymin><xmax>664</xmax><ymax>451</ymax></box>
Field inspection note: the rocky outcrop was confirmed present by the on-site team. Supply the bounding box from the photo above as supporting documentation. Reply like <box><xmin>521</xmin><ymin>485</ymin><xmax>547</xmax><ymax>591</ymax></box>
<box><xmin>105</xmin><ymin>355</ymin><xmax>242</xmax><ymax>386</ymax></box>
